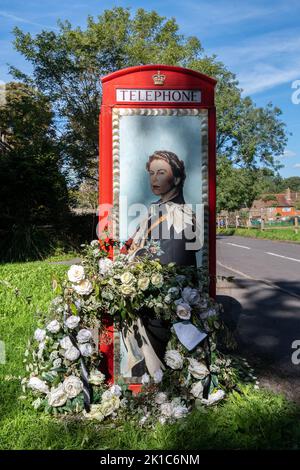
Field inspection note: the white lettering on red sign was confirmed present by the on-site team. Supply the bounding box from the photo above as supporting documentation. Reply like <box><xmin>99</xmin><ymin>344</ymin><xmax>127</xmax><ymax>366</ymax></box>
<box><xmin>116</xmin><ymin>89</ymin><xmax>201</xmax><ymax>103</ymax></box>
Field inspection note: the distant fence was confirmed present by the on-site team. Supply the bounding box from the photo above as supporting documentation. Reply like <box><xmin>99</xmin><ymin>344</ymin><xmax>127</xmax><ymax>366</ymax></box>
<box><xmin>217</xmin><ymin>212</ymin><xmax>299</xmax><ymax>232</ymax></box>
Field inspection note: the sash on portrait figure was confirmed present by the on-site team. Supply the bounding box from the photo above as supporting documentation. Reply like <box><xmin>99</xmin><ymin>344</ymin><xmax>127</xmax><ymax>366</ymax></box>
<box><xmin>120</xmin><ymin>151</ymin><xmax>202</xmax><ymax>378</ymax></box>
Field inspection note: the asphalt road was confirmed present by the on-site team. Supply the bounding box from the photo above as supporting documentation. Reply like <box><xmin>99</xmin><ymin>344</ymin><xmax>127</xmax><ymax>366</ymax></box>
<box><xmin>217</xmin><ymin>235</ymin><xmax>300</xmax><ymax>297</ymax></box>
<box><xmin>216</xmin><ymin>235</ymin><xmax>300</xmax><ymax>401</ymax></box>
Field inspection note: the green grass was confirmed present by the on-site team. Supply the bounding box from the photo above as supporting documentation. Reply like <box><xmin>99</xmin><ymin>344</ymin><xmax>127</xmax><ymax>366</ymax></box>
<box><xmin>217</xmin><ymin>227</ymin><xmax>300</xmax><ymax>243</ymax></box>
<box><xmin>1</xmin><ymin>259</ymin><xmax>300</xmax><ymax>450</ymax></box>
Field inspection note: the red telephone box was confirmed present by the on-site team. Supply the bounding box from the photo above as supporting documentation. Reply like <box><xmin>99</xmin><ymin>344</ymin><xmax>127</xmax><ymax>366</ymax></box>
<box><xmin>98</xmin><ymin>65</ymin><xmax>216</xmax><ymax>386</ymax></box>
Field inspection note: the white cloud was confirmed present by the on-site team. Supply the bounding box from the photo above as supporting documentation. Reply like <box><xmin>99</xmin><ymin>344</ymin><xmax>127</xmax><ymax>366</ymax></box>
<box><xmin>281</xmin><ymin>150</ymin><xmax>297</xmax><ymax>158</ymax></box>
<box><xmin>211</xmin><ymin>28</ymin><xmax>300</xmax><ymax>95</ymax></box>
<box><xmin>293</xmin><ymin>163</ymin><xmax>300</xmax><ymax>168</ymax></box>
<box><xmin>181</xmin><ymin>0</ymin><xmax>283</xmax><ymax>33</ymax></box>
<box><xmin>0</xmin><ymin>10</ymin><xmax>59</xmax><ymax>29</ymax></box>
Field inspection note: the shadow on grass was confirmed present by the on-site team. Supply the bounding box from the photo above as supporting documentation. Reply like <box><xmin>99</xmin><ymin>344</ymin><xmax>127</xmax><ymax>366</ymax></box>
<box><xmin>1</xmin><ymin>385</ymin><xmax>300</xmax><ymax>450</ymax></box>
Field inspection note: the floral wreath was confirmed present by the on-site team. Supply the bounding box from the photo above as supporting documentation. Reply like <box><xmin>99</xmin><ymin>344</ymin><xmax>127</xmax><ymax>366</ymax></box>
<box><xmin>21</xmin><ymin>238</ymin><xmax>251</xmax><ymax>426</ymax></box>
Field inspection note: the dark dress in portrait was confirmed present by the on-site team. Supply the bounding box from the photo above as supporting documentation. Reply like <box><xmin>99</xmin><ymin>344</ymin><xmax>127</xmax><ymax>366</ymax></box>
<box><xmin>122</xmin><ymin>192</ymin><xmax>201</xmax><ymax>377</ymax></box>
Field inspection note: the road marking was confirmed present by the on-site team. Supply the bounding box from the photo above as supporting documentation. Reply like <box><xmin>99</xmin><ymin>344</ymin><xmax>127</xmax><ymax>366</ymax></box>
<box><xmin>217</xmin><ymin>261</ymin><xmax>254</xmax><ymax>279</ymax></box>
<box><xmin>266</xmin><ymin>252</ymin><xmax>300</xmax><ymax>263</ymax></box>
<box><xmin>226</xmin><ymin>243</ymin><xmax>251</xmax><ymax>250</ymax></box>
<box><xmin>217</xmin><ymin>261</ymin><xmax>300</xmax><ymax>300</ymax></box>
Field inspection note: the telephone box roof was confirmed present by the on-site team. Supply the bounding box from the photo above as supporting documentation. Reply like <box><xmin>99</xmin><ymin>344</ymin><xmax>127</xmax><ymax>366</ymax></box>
<box><xmin>101</xmin><ymin>64</ymin><xmax>217</xmax><ymax>86</ymax></box>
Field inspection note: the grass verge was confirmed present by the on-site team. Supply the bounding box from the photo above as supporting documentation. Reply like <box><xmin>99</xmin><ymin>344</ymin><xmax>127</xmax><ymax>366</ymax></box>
<box><xmin>1</xmin><ymin>259</ymin><xmax>300</xmax><ymax>450</ymax></box>
<box><xmin>217</xmin><ymin>227</ymin><xmax>300</xmax><ymax>243</ymax></box>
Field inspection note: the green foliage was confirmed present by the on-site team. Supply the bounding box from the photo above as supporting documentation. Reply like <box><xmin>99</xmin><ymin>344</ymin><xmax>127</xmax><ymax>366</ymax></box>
<box><xmin>10</xmin><ymin>7</ymin><xmax>287</xmax><ymax>189</ymax></box>
<box><xmin>217</xmin><ymin>227</ymin><xmax>300</xmax><ymax>243</ymax></box>
<box><xmin>0</xmin><ymin>83</ymin><xmax>70</xmax><ymax>260</ymax></box>
<box><xmin>283</xmin><ymin>176</ymin><xmax>300</xmax><ymax>192</ymax></box>
<box><xmin>216</xmin><ymin>157</ymin><xmax>272</xmax><ymax>212</ymax></box>
<box><xmin>262</xmin><ymin>194</ymin><xmax>277</xmax><ymax>202</ymax></box>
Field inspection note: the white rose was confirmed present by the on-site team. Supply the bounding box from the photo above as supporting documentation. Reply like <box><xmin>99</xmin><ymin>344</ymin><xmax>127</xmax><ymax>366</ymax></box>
<box><xmin>79</xmin><ymin>343</ymin><xmax>93</xmax><ymax>357</ymax></box>
<box><xmin>200</xmin><ymin>308</ymin><xmax>218</xmax><ymax>320</ymax></box>
<box><xmin>173</xmin><ymin>404</ymin><xmax>189</xmax><ymax>419</ymax></box>
<box><xmin>138</xmin><ymin>277</ymin><xmax>150</xmax><ymax>291</ymax></box>
<box><xmin>52</xmin><ymin>358</ymin><xmax>62</xmax><ymax>369</ymax></box>
<box><xmin>48</xmin><ymin>384</ymin><xmax>68</xmax><ymax>407</ymax></box>
<box><xmin>151</xmin><ymin>273</ymin><xmax>163</xmax><ymax>288</ymax></box>
<box><xmin>182</xmin><ymin>287</ymin><xmax>201</xmax><ymax>306</ymax></box>
<box><xmin>90</xmin><ymin>239</ymin><xmax>99</xmax><ymax>247</ymax></box>
<box><xmin>46</xmin><ymin>320</ymin><xmax>60</xmax><ymax>334</ymax></box>
<box><xmin>165</xmin><ymin>350</ymin><xmax>184</xmax><ymax>370</ymax></box>
<box><xmin>77</xmin><ymin>329</ymin><xmax>92</xmax><ymax>344</ymax></box>
<box><xmin>190</xmin><ymin>381</ymin><xmax>204</xmax><ymax>398</ymax></box>
<box><xmin>155</xmin><ymin>392</ymin><xmax>168</xmax><ymax>405</ymax></box>
<box><xmin>101</xmin><ymin>390</ymin><xmax>113</xmax><ymax>402</ymax></box>
<box><xmin>65</xmin><ymin>316</ymin><xmax>80</xmax><ymax>330</ymax></box>
<box><xmin>27</xmin><ymin>377</ymin><xmax>49</xmax><ymax>394</ymax></box>
<box><xmin>109</xmin><ymin>384</ymin><xmax>122</xmax><ymax>397</ymax></box>
<box><xmin>160</xmin><ymin>402</ymin><xmax>174</xmax><ymax>417</ymax></box>
<box><xmin>34</xmin><ymin>328</ymin><xmax>46</xmax><ymax>342</ymax></box>
<box><xmin>120</xmin><ymin>272</ymin><xmax>135</xmax><ymax>285</ymax></box>
<box><xmin>176</xmin><ymin>302</ymin><xmax>191</xmax><ymax>320</ymax></box>
<box><xmin>64</xmin><ymin>346</ymin><xmax>80</xmax><ymax>361</ymax></box>
<box><xmin>188</xmin><ymin>359</ymin><xmax>209</xmax><ymax>379</ymax></box>
<box><xmin>73</xmin><ymin>279</ymin><xmax>93</xmax><ymax>296</ymax></box>
<box><xmin>201</xmin><ymin>389</ymin><xmax>225</xmax><ymax>406</ymax></box>
<box><xmin>60</xmin><ymin>336</ymin><xmax>73</xmax><ymax>350</ymax></box>
<box><xmin>120</xmin><ymin>284</ymin><xmax>135</xmax><ymax>296</ymax></box>
<box><xmin>67</xmin><ymin>265</ymin><xmax>85</xmax><ymax>283</ymax></box>
<box><xmin>99</xmin><ymin>257</ymin><xmax>113</xmax><ymax>276</ymax></box>
<box><xmin>63</xmin><ymin>375</ymin><xmax>83</xmax><ymax>399</ymax></box>
<box><xmin>141</xmin><ymin>373</ymin><xmax>150</xmax><ymax>385</ymax></box>
<box><xmin>100</xmin><ymin>396</ymin><xmax>120</xmax><ymax>416</ymax></box>
<box><xmin>83</xmin><ymin>404</ymin><xmax>104</xmax><ymax>422</ymax></box>
<box><xmin>153</xmin><ymin>368</ymin><xmax>163</xmax><ymax>383</ymax></box>
<box><xmin>89</xmin><ymin>369</ymin><xmax>105</xmax><ymax>386</ymax></box>
<box><xmin>159</xmin><ymin>416</ymin><xmax>167</xmax><ymax>425</ymax></box>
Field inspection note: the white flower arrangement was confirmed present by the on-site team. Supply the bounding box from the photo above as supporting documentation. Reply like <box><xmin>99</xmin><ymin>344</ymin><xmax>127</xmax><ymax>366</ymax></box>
<box><xmin>63</xmin><ymin>375</ymin><xmax>83</xmax><ymax>399</ymax></box>
<box><xmin>48</xmin><ymin>385</ymin><xmax>68</xmax><ymax>407</ymax></box>
<box><xmin>46</xmin><ymin>320</ymin><xmax>60</xmax><ymax>334</ymax></box>
<box><xmin>22</xmin><ymin>240</ymin><xmax>243</xmax><ymax>424</ymax></box>
<box><xmin>65</xmin><ymin>316</ymin><xmax>80</xmax><ymax>330</ymax></box>
<box><xmin>67</xmin><ymin>265</ymin><xmax>85</xmax><ymax>283</ymax></box>
<box><xmin>72</xmin><ymin>279</ymin><xmax>93</xmax><ymax>296</ymax></box>
<box><xmin>165</xmin><ymin>350</ymin><xmax>184</xmax><ymax>370</ymax></box>
<box><xmin>27</xmin><ymin>377</ymin><xmax>49</xmax><ymax>394</ymax></box>
<box><xmin>76</xmin><ymin>329</ymin><xmax>92</xmax><ymax>344</ymax></box>
<box><xmin>188</xmin><ymin>359</ymin><xmax>210</xmax><ymax>380</ymax></box>
<box><xmin>34</xmin><ymin>329</ymin><xmax>46</xmax><ymax>342</ymax></box>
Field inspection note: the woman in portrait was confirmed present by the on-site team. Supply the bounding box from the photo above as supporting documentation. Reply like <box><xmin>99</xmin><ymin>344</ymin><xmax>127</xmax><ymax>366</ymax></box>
<box><xmin>121</xmin><ymin>150</ymin><xmax>201</xmax><ymax>378</ymax></box>
<box><xmin>122</xmin><ymin>150</ymin><xmax>200</xmax><ymax>266</ymax></box>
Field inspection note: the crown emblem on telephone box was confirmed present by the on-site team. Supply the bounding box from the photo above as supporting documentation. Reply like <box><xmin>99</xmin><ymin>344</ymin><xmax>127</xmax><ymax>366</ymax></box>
<box><xmin>152</xmin><ymin>71</ymin><xmax>166</xmax><ymax>85</ymax></box>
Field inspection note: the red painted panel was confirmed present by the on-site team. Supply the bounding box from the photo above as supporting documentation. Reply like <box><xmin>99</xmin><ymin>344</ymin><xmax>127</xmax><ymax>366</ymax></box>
<box><xmin>99</xmin><ymin>64</ymin><xmax>217</xmax><ymax>384</ymax></box>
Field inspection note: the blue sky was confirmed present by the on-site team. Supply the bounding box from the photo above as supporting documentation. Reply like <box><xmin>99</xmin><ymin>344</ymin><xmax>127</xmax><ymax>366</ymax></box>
<box><xmin>1</xmin><ymin>0</ymin><xmax>300</xmax><ymax>178</ymax></box>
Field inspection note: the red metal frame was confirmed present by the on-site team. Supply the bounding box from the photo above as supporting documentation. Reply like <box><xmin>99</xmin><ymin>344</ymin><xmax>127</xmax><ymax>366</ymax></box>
<box><xmin>99</xmin><ymin>65</ymin><xmax>217</xmax><ymax>384</ymax></box>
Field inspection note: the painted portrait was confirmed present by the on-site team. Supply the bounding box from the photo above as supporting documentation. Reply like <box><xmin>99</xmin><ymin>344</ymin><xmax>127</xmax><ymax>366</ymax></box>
<box><xmin>111</xmin><ymin>108</ymin><xmax>209</xmax><ymax>381</ymax></box>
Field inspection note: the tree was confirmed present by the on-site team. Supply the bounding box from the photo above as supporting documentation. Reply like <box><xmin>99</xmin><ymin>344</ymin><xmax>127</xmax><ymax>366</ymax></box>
<box><xmin>282</xmin><ymin>176</ymin><xmax>300</xmax><ymax>192</ymax></box>
<box><xmin>216</xmin><ymin>156</ymin><xmax>273</xmax><ymax>212</ymax></box>
<box><xmin>0</xmin><ymin>82</ymin><xmax>69</xmax><ymax>259</ymax></box>
<box><xmin>10</xmin><ymin>7</ymin><xmax>288</xmax><ymax>206</ymax></box>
